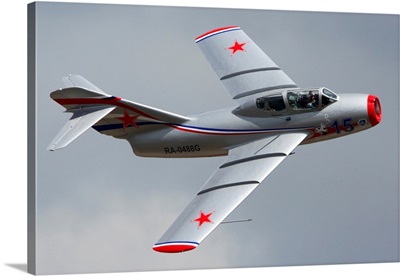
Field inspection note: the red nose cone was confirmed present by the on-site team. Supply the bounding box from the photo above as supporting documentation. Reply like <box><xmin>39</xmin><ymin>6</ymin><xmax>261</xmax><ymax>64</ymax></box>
<box><xmin>367</xmin><ymin>95</ymin><xmax>382</xmax><ymax>126</ymax></box>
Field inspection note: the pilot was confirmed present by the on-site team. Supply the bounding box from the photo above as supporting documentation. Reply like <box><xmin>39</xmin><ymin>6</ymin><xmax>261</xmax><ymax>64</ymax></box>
<box><xmin>306</xmin><ymin>92</ymin><xmax>317</xmax><ymax>109</ymax></box>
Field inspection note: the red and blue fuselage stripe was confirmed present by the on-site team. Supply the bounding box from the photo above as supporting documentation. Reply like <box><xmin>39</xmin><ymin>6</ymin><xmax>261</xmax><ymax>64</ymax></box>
<box><xmin>93</xmin><ymin>121</ymin><xmax>314</xmax><ymax>136</ymax></box>
<box><xmin>55</xmin><ymin>96</ymin><xmax>314</xmax><ymax>136</ymax></box>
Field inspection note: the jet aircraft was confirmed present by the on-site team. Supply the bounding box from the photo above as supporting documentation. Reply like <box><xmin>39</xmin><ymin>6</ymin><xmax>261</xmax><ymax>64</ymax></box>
<box><xmin>48</xmin><ymin>26</ymin><xmax>382</xmax><ymax>253</ymax></box>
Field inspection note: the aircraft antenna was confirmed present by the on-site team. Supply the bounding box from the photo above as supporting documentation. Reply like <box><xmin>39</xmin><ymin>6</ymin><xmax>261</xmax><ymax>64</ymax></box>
<box><xmin>221</xmin><ymin>219</ymin><xmax>252</xmax><ymax>224</ymax></box>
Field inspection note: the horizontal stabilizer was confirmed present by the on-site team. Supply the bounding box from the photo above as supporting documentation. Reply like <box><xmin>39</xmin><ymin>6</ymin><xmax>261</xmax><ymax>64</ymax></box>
<box><xmin>47</xmin><ymin>105</ymin><xmax>115</xmax><ymax>151</ymax></box>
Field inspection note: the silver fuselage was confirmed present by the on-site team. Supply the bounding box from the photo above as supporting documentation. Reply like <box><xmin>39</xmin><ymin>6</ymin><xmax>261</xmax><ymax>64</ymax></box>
<box><xmin>129</xmin><ymin>93</ymin><xmax>376</xmax><ymax>157</ymax></box>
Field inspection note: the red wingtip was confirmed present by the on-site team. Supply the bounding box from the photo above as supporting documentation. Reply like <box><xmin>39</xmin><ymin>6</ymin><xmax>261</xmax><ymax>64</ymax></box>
<box><xmin>153</xmin><ymin>242</ymin><xmax>198</xmax><ymax>253</ymax></box>
<box><xmin>195</xmin><ymin>26</ymin><xmax>240</xmax><ymax>43</ymax></box>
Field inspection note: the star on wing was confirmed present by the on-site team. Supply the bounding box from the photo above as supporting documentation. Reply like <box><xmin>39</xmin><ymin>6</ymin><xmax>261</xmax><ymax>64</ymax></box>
<box><xmin>192</xmin><ymin>210</ymin><xmax>214</xmax><ymax>228</ymax></box>
<box><xmin>226</xmin><ymin>40</ymin><xmax>247</xmax><ymax>56</ymax></box>
<box><xmin>116</xmin><ymin>109</ymin><xmax>139</xmax><ymax>128</ymax></box>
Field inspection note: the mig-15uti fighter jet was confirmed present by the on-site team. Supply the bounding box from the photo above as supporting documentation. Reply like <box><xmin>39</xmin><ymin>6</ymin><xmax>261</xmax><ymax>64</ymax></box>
<box><xmin>48</xmin><ymin>26</ymin><xmax>382</xmax><ymax>253</ymax></box>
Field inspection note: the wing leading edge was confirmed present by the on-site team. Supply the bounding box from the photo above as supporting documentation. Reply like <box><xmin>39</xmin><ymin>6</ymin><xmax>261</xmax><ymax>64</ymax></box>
<box><xmin>153</xmin><ymin>132</ymin><xmax>309</xmax><ymax>253</ymax></box>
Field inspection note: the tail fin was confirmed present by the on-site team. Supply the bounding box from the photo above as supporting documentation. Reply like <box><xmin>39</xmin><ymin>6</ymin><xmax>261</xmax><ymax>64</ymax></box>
<box><xmin>47</xmin><ymin>75</ymin><xmax>190</xmax><ymax>151</ymax></box>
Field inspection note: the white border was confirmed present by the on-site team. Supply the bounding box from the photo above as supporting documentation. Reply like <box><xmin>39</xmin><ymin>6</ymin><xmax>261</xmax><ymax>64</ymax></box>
<box><xmin>1</xmin><ymin>1</ymin><xmax>398</xmax><ymax>276</ymax></box>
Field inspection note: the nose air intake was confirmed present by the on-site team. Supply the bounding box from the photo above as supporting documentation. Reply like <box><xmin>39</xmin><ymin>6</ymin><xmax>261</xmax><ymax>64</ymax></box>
<box><xmin>367</xmin><ymin>95</ymin><xmax>382</xmax><ymax>126</ymax></box>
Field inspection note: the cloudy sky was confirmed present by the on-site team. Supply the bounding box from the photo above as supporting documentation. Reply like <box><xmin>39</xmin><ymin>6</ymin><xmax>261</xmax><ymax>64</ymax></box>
<box><xmin>32</xmin><ymin>2</ymin><xmax>398</xmax><ymax>274</ymax></box>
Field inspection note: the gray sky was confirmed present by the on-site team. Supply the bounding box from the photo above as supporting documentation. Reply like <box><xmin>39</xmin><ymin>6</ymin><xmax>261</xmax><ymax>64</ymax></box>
<box><xmin>34</xmin><ymin>2</ymin><xmax>399</xmax><ymax>274</ymax></box>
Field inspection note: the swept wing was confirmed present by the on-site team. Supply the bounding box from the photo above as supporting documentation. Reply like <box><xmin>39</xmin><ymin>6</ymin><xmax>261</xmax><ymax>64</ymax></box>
<box><xmin>153</xmin><ymin>132</ymin><xmax>308</xmax><ymax>253</ymax></box>
<box><xmin>195</xmin><ymin>26</ymin><xmax>297</xmax><ymax>102</ymax></box>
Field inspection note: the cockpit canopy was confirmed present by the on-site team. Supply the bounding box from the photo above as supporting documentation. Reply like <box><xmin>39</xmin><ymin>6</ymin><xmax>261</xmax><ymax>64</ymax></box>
<box><xmin>234</xmin><ymin>87</ymin><xmax>339</xmax><ymax>117</ymax></box>
<box><xmin>255</xmin><ymin>87</ymin><xmax>339</xmax><ymax>113</ymax></box>
<box><xmin>286</xmin><ymin>88</ymin><xmax>338</xmax><ymax>111</ymax></box>
<box><xmin>256</xmin><ymin>94</ymin><xmax>286</xmax><ymax>111</ymax></box>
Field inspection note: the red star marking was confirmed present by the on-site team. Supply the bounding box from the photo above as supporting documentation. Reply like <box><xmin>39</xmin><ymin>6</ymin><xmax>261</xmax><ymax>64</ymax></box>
<box><xmin>192</xmin><ymin>210</ymin><xmax>214</xmax><ymax>228</ymax></box>
<box><xmin>115</xmin><ymin>109</ymin><xmax>139</xmax><ymax>128</ymax></box>
<box><xmin>226</xmin><ymin>40</ymin><xmax>247</xmax><ymax>56</ymax></box>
